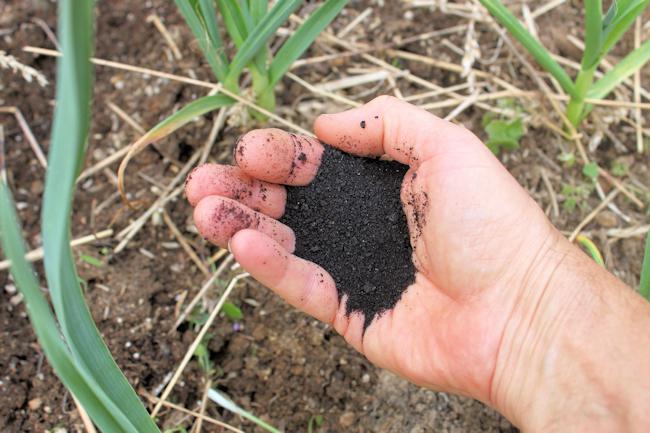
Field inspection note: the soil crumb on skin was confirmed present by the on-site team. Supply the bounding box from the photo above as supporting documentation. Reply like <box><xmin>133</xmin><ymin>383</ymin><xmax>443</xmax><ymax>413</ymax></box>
<box><xmin>281</xmin><ymin>146</ymin><xmax>415</xmax><ymax>329</ymax></box>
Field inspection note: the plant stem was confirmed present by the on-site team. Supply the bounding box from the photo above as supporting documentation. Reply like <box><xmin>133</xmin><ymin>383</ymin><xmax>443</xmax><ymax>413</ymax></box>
<box><xmin>566</xmin><ymin>67</ymin><xmax>596</xmax><ymax>128</ymax></box>
<box><xmin>250</xmin><ymin>67</ymin><xmax>275</xmax><ymax>118</ymax></box>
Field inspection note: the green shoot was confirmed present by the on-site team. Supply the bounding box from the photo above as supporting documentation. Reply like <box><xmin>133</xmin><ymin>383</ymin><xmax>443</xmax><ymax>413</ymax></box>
<box><xmin>0</xmin><ymin>0</ymin><xmax>162</xmax><ymax>431</ymax></box>
<box><xmin>194</xmin><ymin>333</ymin><xmax>215</xmax><ymax>377</ymax></box>
<box><xmin>576</xmin><ymin>235</ymin><xmax>605</xmax><ymax>267</ymax></box>
<box><xmin>482</xmin><ymin>114</ymin><xmax>524</xmax><ymax>155</ymax></box>
<box><xmin>478</xmin><ymin>0</ymin><xmax>650</xmax><ymax>128</ymax></box>
<box><xmin>561</xmin><ymin>183</ymin><xmax>593</xmax><ymax>213</ymax></box>
<box><xmin>307</xmin><ymin>415</ymin><xmax>325</xmax><ymax>433</ymax></box>
<box><xmin>79</xmin><ymin>253</ymin><xmax>105</xmax><ymax>268</ymax></box>
<box><xmin>222</xmin><ymin>301</ymin><xmax>243</xmax><ymax>321</ymax></box>
<box><xmin>640</xmin><ymin>230</ymin><xmax>650</xmax><ymax>300</ymax></box>
<box><xmin>117</xmin><ymin>0</ymin><xmax>347</xmax><ymax>201</ymax></box>
<box><xmin>208</xmin><ymin>389</ymin><xmax>283</xmax><ymax>433</ymax></box>
<box><xmin>582</xmin><ymin>162</ymin><xmax>600</xmax><ymax>180</ymax></box>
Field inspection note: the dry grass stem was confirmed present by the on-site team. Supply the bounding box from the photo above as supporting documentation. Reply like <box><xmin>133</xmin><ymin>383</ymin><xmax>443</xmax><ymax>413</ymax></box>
<box><xmin>147</xmin><ymin>14</ymin><xmax>183</xmax><ymax>60</ymax></box>
<box><xmin>540</xmin><ymin>167</ymin><xmax>559</xmax><ymax>219</ymax></box>
<box><xmin>0</xmin><ymin>50</ymin><xmax>48</xmax><ymax>86</ymax></box>
<box><xmin>569</xmin><ymin>189</ymin><xmax>620</xmax><ymax>241</ymax></box>
<box><xmin>72</xmin><ymin>395</ymin><xmax>98</xmax><ymax>433</ymax></box>
<box><xmin>171</xmin><ymin>254</ymin><xmax>234</xmax><ymax>331</ymax></box>
<box><xmin>634</xmin><ymin>18</ymin><xmax>644</xmax><ymax>153</ymax></box>
<box><xmin>531</xmin><ymin>0</ymin><xmax>567</xmax><ymax>18</ymax></box>
<box><xmin>151</xmin><ymin>272</ymin><xmax>249</xmax><ymax>418</ymax></box>
<box><xmin>0</xmin><ymin>229</ymin><xmax>113</xmax><ymax>271</ymax></box>
<box><xmin>162</xmin><ymin>209</ymin><xmax>210</xmax><ymax>276</ymax></box>
<box><xmin>143</xmin><ymin>392</ymin><xmax>244</xmax><ymax>433</ymax></box>
<box><xmin>190</xmin><ymin>378</ymin><xmax>212</xmax><ymax>433</ymax></box>
<box><xmin>0</xmin><ymin>106</ymin><xmax>48</xmax><ymax>168</ymax></box>
<box><xmin>107</xmin><ymin>101</ymin><xmax>146</xmax><ymax>134</ymax></box>
<box><xmin>337</xmin><ymin>7</ymin><xmax>373</xmax><ymax>38</ymax></box>
<box><xmin>286</xmin><ymin>72</ymin><xmax>360</xmax><ymax>107</ymax></box>
<box><xmin>199</xmin><ymin>107</ymin><xmax>228</xmax><ymax>165</ymax></box>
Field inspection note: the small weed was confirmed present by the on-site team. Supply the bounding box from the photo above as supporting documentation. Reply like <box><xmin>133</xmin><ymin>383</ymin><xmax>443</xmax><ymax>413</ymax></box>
<box><xmin>611</xmin><ymin>159</ymin><xmax>629</xmax><ymax>177</ymax></box>
<box><xmin>561</xmin><ymin>183</ymin><xmax>593</xmax><ymax>213</ymax></box>
<box><xmin>482</xmin><ymin>113</ymin><xmax>524</xmax><ymax>155</ymax></box>
<box><xmin>308</xmin><ymin>414</ymin><xmax>325</xmax><ymax>433</ymax></box>
<box><xmin>558</xmin><ymin>152</ymin><xmax>577</xmax><ymax>168</ymax></box>
<box><xmin>194</xmin><ymin>333</ymin><xmax>215</xmax><ymax>377</ymax></box>
<box><xmin>162</xmin><ymin>427</ymin><xmax>189</xmax><ymax>433</ymax></box>
<box><xmin>222</xmin><ymin>301</ymin><xmax>243</xmax><ymax>321</ymax></box>
<box><xmin>582</xmin><ymin>162</ymin><xmax>600</xmax><ymax>180</ymax></box>
<box><xmin>79</xmin><ymin>253</ymin><xmax>104</xmax><ymax>267</ymax></box>
<box><xmin>188</xmin><ymin>302</ymin><xmax>209</xmax><ymax>330</ymax></box>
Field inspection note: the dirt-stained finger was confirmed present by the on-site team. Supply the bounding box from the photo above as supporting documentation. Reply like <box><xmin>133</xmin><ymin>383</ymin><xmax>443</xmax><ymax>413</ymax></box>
<box><xmin>193</xmin><ymin>196</ymin><xmax>295</xmax><ymax>251</ymax></box>
<box><xmin>234</xmin><ymin>128</ymin><xmax>324</xmax><ymax>186</ymax></box>
<box><xmin>185</xmin><ymin>163</ymin><xmax>286</xmax><ymax>218</ymax></box>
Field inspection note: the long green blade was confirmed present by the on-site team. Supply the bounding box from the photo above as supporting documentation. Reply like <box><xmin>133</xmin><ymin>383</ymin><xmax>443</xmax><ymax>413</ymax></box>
<box><xmin>207</xmin><ymin>389</ymin><xmax>283</xmax><ymax>433</ymax></box>
<box><xmin>0</xmin><ymin>179</ymin><xmax>139</xmax><ymax>433</ymax></box>
<box><xmin>250</xmin><ymin>0</ymin><xmax>268</xmax><ymax>25</ymax></box>
<box><xmin>640</xmin><ymin>230</ymin><xmax>650</xmax><ymax>300</ymax></box>
<box><xmin>42</xmin><ymin>1</ymin><xmax>161</xmax><ymax>432</ymax></box>
<box><xmin>118</xmin><ymin>94</ymin><xmax>235</xmax><ymax>200</ymax></box>
<box><xmin>588</xmin><ymin>38</ymin><xmax>650</xmax><ymax>99</ymax></box>
<box><xmin>601</xmin><ymin>0</ymin><xmax>650</xmax><ymax>57</ymax></box>
<box><xmin>478</xmin><ymin>0</ymin><xmax>577</xmax><ymax>98</ymax></box>
<box><xmin>268</xmin><ymin>0</ymin><xmax>347</xmax><ymax>87</ymax></box>
<box><xmin>581</xmin><ymin>0</ymin><xmax>603</xmax><ymax>69</ymax></box>
<box><xmin>216</xmin><ymin>0</ymin><xmax>248</xmax><ymax>47</ymax></box>
<box><xmin>175</xmin><ymin>0</ymin><xmax>230</xmax><ymax>83</ymax></box>
<box><xmin>224</xmin><ymin>0</ymin><xmax>302</xmax><ymax>89</ymax></box>
<box><xmin>217</xmin><ymin>0</ymin><xmax>267</xmax><ymax>74</ymax></box>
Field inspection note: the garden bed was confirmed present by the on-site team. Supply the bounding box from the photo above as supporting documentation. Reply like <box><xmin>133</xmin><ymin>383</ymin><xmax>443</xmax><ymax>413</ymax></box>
<box><xmin>1</xmin><ymin>1</ymin><xmax>648</xmax><ymax>432</ymax></box>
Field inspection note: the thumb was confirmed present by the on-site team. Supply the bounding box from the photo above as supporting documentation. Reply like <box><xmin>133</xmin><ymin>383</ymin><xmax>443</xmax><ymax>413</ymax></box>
<box><xmin>314</xmin><ymin>95</ymin><xmax>490</xmax><ymax>167</ymax></box>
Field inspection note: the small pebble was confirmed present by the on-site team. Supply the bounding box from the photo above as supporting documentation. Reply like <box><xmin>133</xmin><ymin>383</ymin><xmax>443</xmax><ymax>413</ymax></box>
<box><xmin>339</xmin><ymin>411</ymin><xmax>356</xmax><ymax>428</ymax></box>
<box><xmin>28</xmin><ymin>398</ymin><xmax>42</xmax><ymax>410</ymax></box>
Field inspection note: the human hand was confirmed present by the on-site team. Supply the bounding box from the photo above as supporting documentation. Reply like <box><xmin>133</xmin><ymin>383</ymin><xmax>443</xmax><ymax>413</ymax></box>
<box><xmin>185</xmin><ymin>96</ymin><xmax>650</xmax><ymax>431</ymax></box>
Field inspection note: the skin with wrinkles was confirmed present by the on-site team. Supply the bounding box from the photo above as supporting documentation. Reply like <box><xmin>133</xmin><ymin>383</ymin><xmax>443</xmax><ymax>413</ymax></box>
<box><xmin>186</xmin><ymin>96</ymin><xmax>650</xmax><ymax>433</ymax></box>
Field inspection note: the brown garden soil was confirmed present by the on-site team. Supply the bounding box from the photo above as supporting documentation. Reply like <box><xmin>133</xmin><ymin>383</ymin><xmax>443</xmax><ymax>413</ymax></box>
<box><xmin>1</xmin><ymin>1</ymin><xmax>648</xmax><ymax>432</ymax></box>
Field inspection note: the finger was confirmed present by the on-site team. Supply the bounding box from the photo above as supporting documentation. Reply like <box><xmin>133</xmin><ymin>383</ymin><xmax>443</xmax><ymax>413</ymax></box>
<box><xmin>314</xmin><ymin>95</ymin><xmax>487</xmax><ymax>166</ymax></box>
<box><xmin>230</xmin><ymin>229</ymin><xmax>340</xmax><ymax>326</ymax></box>
<box><xmin>193</xmin><ymin>196</ymin><xmax>295</xmax><ymax>251</ymax></box>
<box><xmin>185</xmin><ymin>163</ymin><xmax>286</xmax><ymax>218</ymax></box>
<box><xmin>234</xmin><ymin>128</ymin><xmax>324</xmax><ymax>185</ymax></box>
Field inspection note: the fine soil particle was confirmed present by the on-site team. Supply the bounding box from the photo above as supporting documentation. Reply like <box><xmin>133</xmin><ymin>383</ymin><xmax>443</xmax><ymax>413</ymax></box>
<box><xmin>281</xmin><ymin>145</ymin><xmax>415</xmax><ymax>329</ymax></box>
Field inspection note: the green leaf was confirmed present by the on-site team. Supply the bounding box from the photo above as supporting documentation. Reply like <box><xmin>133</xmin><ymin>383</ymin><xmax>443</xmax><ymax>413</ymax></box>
<box><xmin>581</xmin><ymin>0</ymin><xmax>603</xmax><ymax>69</ymax></box>
<box><xmin>576</xmin><ymin>235</ymin><xmax>605</xmax><ymax>267</ymax></box>
<box><xmin>588</xmin><ymin>38</ymin><xmax>650</xmax><ymax>100</ymax></box>
<box><xmin>484</xmin><ymin>118</ymin><xmax>524</xmax><ymax>154</ymax></box>
<box><xmin>225</xmin><ymin>0</ymin><xmax>302</xmax><ymax>90</ymax></box>
<box><xmin>582</xmin><ymin>162</ymin><xmax>600</xmax><ymax>179</ymax></box>
<box><xmin>222</xmin><ymin>301</ymin><xmax>243</xmax><ymax>321</ymax></box>
<box><xmin>640</xmin><ymin>229</ymin><xmax>650</xmax><ymax>300</ymax></box>
<box><xmin>208</xmin><ymin>389</ymin><xmax>283</xmax><ymax>433</ymax></box>
<box><xmin>600</xmin><ymin>0</ymin><xmax>650</xmax><ymax>57</ymax></box>
<box><xmin>41</xmin><ymin>1</ymin><xmax>162</xmax><ymax>431</ymax></box>
<box><xmin>216</xmin><ymin>0</ymin><xmax>248</xmax><ymax>47</ymax></box>
<box><xmin>0</xmin><ymin>180</ymin><xmax>137</xmax><ymax>433</ymax></box>
<box><xmin>308</xmin><ymin>415</ymin><xmax>324</xmax><ymax>433</ymax></box>
<box><xmin>267</xmin><ymin>0</ymin><xmax>348</xmax><ymax>87</ymax></box>
<box><xmin>250</xmin><ymin>0</ymin><xmax>268</xmax><ymax>25</ymax></box>
<box><xmin>477</xmin><ymin>0</ymin><xmax>577</xmax><ymax>98</ymax></box>
<box><xmin>175</xmin><ymin>0</ymin><xmax>230</xmax><ymax>83</ymax></box>
<box><xmin>79</xmin><ymin>254</ymin><xmax>104</xmax><ymax>267</ymax></box>
<box><xmin>118</xmin><ymin>94</ymin><xmax>235</xmax><ymax>201</ymax></box>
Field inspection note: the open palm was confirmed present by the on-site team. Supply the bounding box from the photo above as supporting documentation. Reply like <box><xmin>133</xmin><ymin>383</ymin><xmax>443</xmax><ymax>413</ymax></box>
<box><xmin>185</xmin><ymin>96</ymin><xmax>557</xmax><ymax>407</ymax></box>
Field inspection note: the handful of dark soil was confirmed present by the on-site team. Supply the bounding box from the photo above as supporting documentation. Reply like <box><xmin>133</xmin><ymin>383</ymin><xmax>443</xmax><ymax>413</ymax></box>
<box><xmin>280</xmin><ymin>146</ymin><xmax>415</xmax><ymax>329</ymax></box>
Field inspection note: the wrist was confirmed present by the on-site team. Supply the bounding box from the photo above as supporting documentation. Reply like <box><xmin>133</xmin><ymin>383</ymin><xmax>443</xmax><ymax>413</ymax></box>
<box><xmin>491</xmin><ymin>229</ymin><xmax>650</xmax><ymax>432</ymax></box>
